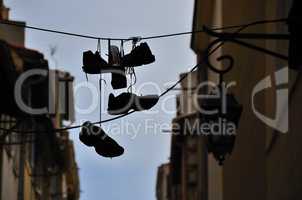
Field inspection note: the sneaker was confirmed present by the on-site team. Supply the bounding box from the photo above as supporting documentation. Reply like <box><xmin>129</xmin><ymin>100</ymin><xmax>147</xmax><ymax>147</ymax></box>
<box><xmin>94</xmin><ymin>137</ymin><xmax>124</xmax><ymax>158</ymax></box>
<box><xmin>82</xmin><ymin>51</ymin><xmax>109</xmax><ymax>74</ymax></box>
<box><xmin>109</xmin><ymin>46</ymin><xmax>127</xmax><ymax>89</ymax></box>
<box><xmin>133</xmin><ymin>95</ymin><xmax>159</xmax><ymax>111</ymax></box>
<box><xmin>79</xmin><ymin>121</ymin><xmax>124</xmax><ymax>158</ymax></box>
<box><xmin>79</xmin><ymin>121</ymin><xmax>101</xmax><ymax>146</ymax></box>
<box><xmin>111</xmin><ymin>67</ymin><xmax>127</xmax><ymax>89</ymax></box>
<box><xmin>107</xmin><ymin>93</ymin><xmax>135</xmax><ymax>115</ymax></box>
<box><xmin>108</xmin><ymin>46</ymin><xmax>121</xmax><ymax>67</ymax></box>
<box><xmin>107</xmin><ymin>92</ymin><xmax>159</xmax><ymax>115</ymax></box>
<box><xmin>122</xmin><ymin>43</ymin><xmax>155</xmax><ymax>67</ymax></box>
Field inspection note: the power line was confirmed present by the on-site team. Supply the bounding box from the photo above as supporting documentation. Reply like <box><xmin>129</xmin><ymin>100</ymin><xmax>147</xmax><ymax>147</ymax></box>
<box><xmin>0</xmin><ymin>18</ymin><xmax>287</xmax><ymax>41</ymax></box>
<box><xmin>143</xmin><ymin>18</ymin><xmax>287</xmax><ymax>40</ymax></box>
<box><xmin>0</xmin><ymin>18</ymin><xmax>288</xmax><ymax>134</ymax></box>
<box><xmin>0</xmin><ymin>20</ymin><xmax>104</xmax><ymax>40</ymax></box>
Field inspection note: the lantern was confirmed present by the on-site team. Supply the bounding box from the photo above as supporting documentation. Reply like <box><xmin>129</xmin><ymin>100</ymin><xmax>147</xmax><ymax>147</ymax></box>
<box><xmin>200</xmin><ymin>93</ymin><xmax>242</xmax><ymax>165</ymax></box>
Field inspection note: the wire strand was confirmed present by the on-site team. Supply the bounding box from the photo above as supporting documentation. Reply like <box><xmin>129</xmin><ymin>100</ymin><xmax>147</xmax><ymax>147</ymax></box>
<box><xmin>0</xmin><ymin>18</ymin><xmax>287</xmax><ymax>41</ymax></box>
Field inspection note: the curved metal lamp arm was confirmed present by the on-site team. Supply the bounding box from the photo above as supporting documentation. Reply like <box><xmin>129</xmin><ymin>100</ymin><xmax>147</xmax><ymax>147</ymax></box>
<box><xmin>203</xmin><ymin>26</ymin><xmax>289</xmax><ymax>61</ymax></box>
<box><xmin>204</xmin><ymin>38</ymin><xmax>234</xmax><ymax>86</ymax></box>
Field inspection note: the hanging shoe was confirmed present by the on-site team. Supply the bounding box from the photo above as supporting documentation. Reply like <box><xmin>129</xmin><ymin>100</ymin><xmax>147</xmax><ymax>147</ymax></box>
<box><xmin>82</xmin><ymin>51</ymin><xmax>109</xmax><ymax>74</ymax></box>
<box><xmin>94</xmin><ymin>136</ymin><xmax>124</xmax><ymax>158</ymax></box>
<box><xmin>111</xmin><ymin>67</ymin><xmax>127</xmax><ymax>89</ymax></box>
<box><xmin>109</xmin><ymin>45</ymin><xmax>127</xmax><ymax>89</ymax></box>
<box><xmin>108</xmin><ymin>46</ymin><xmax>121</xmax><ymax>67</ymax></box>
<box><xmin>79</xmin><ymin>121</ymin><xmax>101</xmax><ymax>146</ymax></box>
<box><xmin>107</xmin><ymin>93</ymin><xmax>135</xmax><ymax>115</ymax></box>
<box><xmin>133</xmin><ymin>94</ymin><xmax>159</xmax><ymax>111</ymax></box>
<box><xmin>79</xmin><ymin>121</ymin><xmax>124</xmax><ymax>158</ymax></box>
<box><xmin>107</xmin><ymin>92</ymin><xmax>159</xmax><ymax>115</ymax></box>
<box><xmin>122</xmin><ymin>42</ymin><xmax>155</xmax><ymax>67</ymax></box>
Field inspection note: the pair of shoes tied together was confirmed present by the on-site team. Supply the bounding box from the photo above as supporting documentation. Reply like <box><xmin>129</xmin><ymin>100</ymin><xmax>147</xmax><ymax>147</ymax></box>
<box><xmin>82</xmin><ymin>42</ymin><xmax>155</xmax><ymax>74</ymax></box>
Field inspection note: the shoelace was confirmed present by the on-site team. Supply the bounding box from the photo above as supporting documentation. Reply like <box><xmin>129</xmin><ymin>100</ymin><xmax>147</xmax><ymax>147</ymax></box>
<box><xmin>126</xmin><ymin>40</ymin><xmax>139</xmax><ymax>93</ymax></box>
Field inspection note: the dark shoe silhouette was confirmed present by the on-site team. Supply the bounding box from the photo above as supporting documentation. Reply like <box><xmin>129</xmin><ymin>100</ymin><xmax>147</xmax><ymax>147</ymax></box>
<box><xmin>79</xmin><ymin>121</ymin><xmax>101</xmax><ymax>146</ymax></box>
<box><xmin>94</xmin><ymin>137</ymin><xmax>124</xmax><ymax>158</ymax></box>
<box><xmin>108</xmin><ymin>46</ymin><xmax>121</xmax><ymax>67</ymax></box>
<box><xmin>133</xmin><ymin>95</ymin><xmax>159</xmax><ymax>111</ymax></box>
<box><xmin>111</xmin><ymin>67</ymin><xmax>127</xmax><ymax>89</ymax></box>
<box><xmin>79</xmin><ymin>121</ymin><xmax>124</xmax><ymax>158</ymax></box>
<box><xmin>107</xmin><ymin>92</ymin><xmax>159</xmax><ymax>115</ymax></box>
<box><xmin>109</xmin><ymin>45</ymin><xmax>127</xmax><ymax>89</ymax></box>
<box><xmin>82</xmin><ymin>51</ymin><xmax>109</xmax><ymax>74</ymax></box>
<box><xmin>122</xmin><ymin>43</ymin><xmax>155</xmax><ymax>67</ymax></box>
<box><xmin>108</xmin><ymin>93</ymin><xmax>135</xmax><ymax>115</ymax></box>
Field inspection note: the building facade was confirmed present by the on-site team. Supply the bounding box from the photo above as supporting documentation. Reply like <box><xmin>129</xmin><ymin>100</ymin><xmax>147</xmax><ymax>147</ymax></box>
<box><xmin>157</xmin><ymin>1</ymin><xmax>301</xmax><ymax>200</ymax></box>
<box><xmin>0</xmin><ymin>2</ymin><xmax>79</xmax><ymax>200</ymax></box>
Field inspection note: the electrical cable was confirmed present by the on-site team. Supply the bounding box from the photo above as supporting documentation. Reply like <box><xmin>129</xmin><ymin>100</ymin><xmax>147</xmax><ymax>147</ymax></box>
<box><xmin>0</xmin><ymin>18</ymin><xmax>287</xmax><ymax>41</ymax></box>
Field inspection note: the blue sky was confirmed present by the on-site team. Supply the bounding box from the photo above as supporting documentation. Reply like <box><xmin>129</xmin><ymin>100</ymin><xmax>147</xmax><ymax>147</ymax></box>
<box><xmin>5</xmin><ymin>0</ymin><xmax>195</xmax><ymax>199</ymax></box>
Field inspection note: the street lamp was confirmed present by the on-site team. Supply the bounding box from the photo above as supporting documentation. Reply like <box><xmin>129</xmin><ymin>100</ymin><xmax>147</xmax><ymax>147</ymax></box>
<box><xmin>200</xmin><ymin>92</ymin><xmax>242</xmax><ymax>165</ymax></box>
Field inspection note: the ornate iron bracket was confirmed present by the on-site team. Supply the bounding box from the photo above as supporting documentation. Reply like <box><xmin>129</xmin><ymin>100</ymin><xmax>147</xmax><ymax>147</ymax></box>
<box><xmin>203</xmin><ymin>26</ymin><xmax>289</xmax><ymax>62</ymax></box>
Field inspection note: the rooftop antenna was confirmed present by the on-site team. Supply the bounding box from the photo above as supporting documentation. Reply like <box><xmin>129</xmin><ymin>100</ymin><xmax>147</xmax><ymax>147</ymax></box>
<box><xmin>49</xmin><ymin>44</ymin><xmax>58</xmax><ymax>69</ymax></box>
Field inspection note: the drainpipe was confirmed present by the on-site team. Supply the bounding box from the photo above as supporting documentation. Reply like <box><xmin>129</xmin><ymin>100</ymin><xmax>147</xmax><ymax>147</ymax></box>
<box><xmin>17</xmin><ymin>133</ymin><xmax>25</xmax><ymax>200</ymax></box>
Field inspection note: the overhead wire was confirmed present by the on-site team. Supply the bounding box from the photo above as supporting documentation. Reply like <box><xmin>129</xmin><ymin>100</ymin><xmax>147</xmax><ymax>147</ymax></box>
<box><xmin>0</xmin><ymin>18</ymin><xmax>287</xmax><ymax>41</ymax></box>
